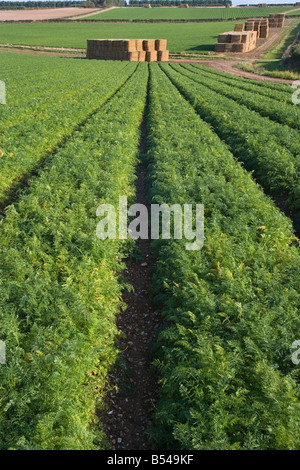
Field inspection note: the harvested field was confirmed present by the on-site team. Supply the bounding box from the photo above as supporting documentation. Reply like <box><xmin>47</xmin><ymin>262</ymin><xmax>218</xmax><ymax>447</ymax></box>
<box><xmin>0</xmin><ymin>7</ymin><xmax>99</xmax><ymax>22</ymax></box>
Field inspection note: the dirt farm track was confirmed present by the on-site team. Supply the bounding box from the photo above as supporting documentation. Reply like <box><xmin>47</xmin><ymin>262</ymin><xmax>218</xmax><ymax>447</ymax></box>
<box><xmin>0</xmin><ymin>7</ymin><xmax>99</xmax><ymax>21</ymax></box>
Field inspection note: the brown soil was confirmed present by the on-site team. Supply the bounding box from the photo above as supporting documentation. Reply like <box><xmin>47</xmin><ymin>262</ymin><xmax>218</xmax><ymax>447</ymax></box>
<box><xmin>98</xmin><ymin>114</ymin><xmax>163</xmax><ymax>451</ymax></box>
<box><xmin>0</xmin><ymin>8</ymin><xmax>99</xmax><ymax>21</ymax></box>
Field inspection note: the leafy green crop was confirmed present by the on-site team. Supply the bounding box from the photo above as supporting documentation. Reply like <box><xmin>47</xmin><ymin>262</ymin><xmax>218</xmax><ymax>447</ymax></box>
<box><xmin>160</xmin><ymin>63</ymin><xmax>300</xmax><ymax>227</ymax></box>
<box><xmin>147</xmin><ymin>63</ymin><xmax>300</xmax><ymax>450</ymax></box>
<box><xmin>0</xmin><ymin>54</ymin><xmax>135</xmax><ymax>207</ymax></box>
<box><xmin>188</xmin><ymin>64</ymin><xmax>293</xmax><ymax>103</ymax></box>
<box><xmin>1</xmin><ymin>53</ymin><xmax>300</xmax><ymax>451</ymax></box>
<box><xmin>178</xmin><ymin>63</ymin><xmax>300</xmax><ymax>131</ymax></box>
<box><xmin>83</xmin><ymin>6</ymin><xmax>294</xmax><ymax>21</ymax></box>
<box><xmin>0</xmin><ymin>22</ymin><xmax>238</xmax><ymax>53</ymax></box>
<box><xmin>0</xmin><ymin>62</ymin><xmax>148</xmax><ymax>450</ymax></box>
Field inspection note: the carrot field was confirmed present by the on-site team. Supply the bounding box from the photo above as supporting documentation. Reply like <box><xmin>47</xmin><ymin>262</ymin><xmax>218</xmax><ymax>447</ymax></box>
<box><xmin>0</xmin><ymin>51</ymin><xmax>299</xmax><ymax>451</ymax></box>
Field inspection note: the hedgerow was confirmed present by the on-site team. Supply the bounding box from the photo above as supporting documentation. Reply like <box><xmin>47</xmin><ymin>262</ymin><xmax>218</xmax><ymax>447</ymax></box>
<box><xmin>147</xmin><ymin>63</ymin><xmax>300</xmax><ymax>450</ymax></box>
<box><xmin>0</xmin><ymin>63</ymin><xmax>148</xmax><ymax>450</ymax></box>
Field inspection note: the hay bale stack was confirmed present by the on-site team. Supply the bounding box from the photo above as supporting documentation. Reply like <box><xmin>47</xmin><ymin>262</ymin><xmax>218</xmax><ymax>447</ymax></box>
<box><xmin>87</xmin><ymin>38</ymin><xmax>169</xmax><ymax>62</ymax></box>
<box><xmin>245</xmin><ymin>21</ymin><xmax>254</xmax><ymax>31</ymax></box>
<box><xmin>245</xmin><ymin>17</ymin><xmax>269</xmax><ymax>38</ymax></box>
<box><xmin>215</xmin><ymin>30</ymin><xmax>257</xmax><ymax>53</ymax></box>
<box><xmin>269</xmin><ymin>13</ymin><xmax>285</xmax><ymax>28</ymax></box>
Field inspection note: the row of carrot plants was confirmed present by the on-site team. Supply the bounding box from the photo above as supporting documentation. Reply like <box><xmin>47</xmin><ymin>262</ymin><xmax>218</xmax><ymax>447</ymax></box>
<box><xmin>161</xmin><ymin>64</ymin><xmax>300</xmax><ymax>228</ymax></box>
<box><xmin>0</xmin><ymin>54</ymin><xmax>134</xmax><ymax>207</ymax></box>
<box><xmin>147</xmin><ymin>63</ymin><xmax>300</xmax><ymax>450</ymax></box>
<box><xmin>171</xmin><ymin>64</ymin><xmax>300</xmax><ymax>161</ymax></box>
<box><xmin>178</xmin><ymin>64</ymin><xmax>300</xmax><ymax>131</ymax></box>
<box><xmin>0</xmin><ymin>63</ymin><xmax>148</xmax><ymax>449</ymax></box>
<box><xmin>190</xmin><ymin>64</ymin><xmax>294</xmax><ymax>104</ymax></box>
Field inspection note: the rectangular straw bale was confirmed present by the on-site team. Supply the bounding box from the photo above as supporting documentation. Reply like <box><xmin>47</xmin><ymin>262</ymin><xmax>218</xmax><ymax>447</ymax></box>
<box><xmin>136</xmin><ymin>39</ymin><xmax>144</xmax><ymax>51</ymax></box>
<box><xmin>215</xmin><ymin>43</ymin><xmax>226</xmax><ymax>52</ymax></box>
<box><xmin>234</xmin><ymin>24</ymin><xmax>245</xmax><ymax>32</ymax></box>
<box><xmin>245</xmin><ymin>23</ymin><xmax>254</xmax><ymax>31</ymax></box>
<box><xmin>157</xmin><ymin>50</ymin><xmax>169</xmax><ymax>62</ymax></box>
<box><xmin>138</xmin><ymin>50</ymin><xmax>146</xmax><ymax>61</ymax></box>
<box><xmin>218</xmin><ymin>33</ymin><xmax>230</xmax><ymax>42</ymax></box>
<box><xmin>232</xmin><ymin>43</ymin><xmax>245</xmax><ymax>52</ymax></box>
<box><xmin>143</xmin><ymin>39</ymin><xmax>155</xmax><ymax>51</ymax></box>
<box><xmin>123</xmin><ymin>39</ymin><xmax>137</xmax><ymax>52</ymax></box>
<box><xmin>146</xmin><ymin>50</ymin><xmax>158</xmax><ymax>62</ymax></box>
<box><xmin>229</xmin><ymin>33</ymin><xmax>242</xmax><ymax>43</ymax></box>
<box><xmin>155</xmin><ymin>39</ymin><xmax>167</xmax><ymax>51</ymax></box>
<box><xmin>125</xmin><ymin>51</ymin><xmax>139</xmax><ymax>62</ymax></box>
<box><xmin>223</xmin><ymin>43</ymin><xmax>233</xmax><ymax>52</ymax></box>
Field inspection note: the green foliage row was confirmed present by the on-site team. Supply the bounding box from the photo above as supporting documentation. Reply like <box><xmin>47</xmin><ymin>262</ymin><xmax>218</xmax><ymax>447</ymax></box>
<box><xmin>188</xmin><ymin>64</ymin><xmax>293</xmax><ymax>103</ymax></box>
<box><xmin>178</xmin><ymin>63</ymin><xmax>300</xmax><ymax>131</ymax></box>
<box><xmin>0</xmin><ymin>55</ymin><xmax>134</xmax><ymax>207</ymax></box>
<box><xmin>147</xmin><ymin>63</ymin><xmax>300</xmax><ymax>450</ymax></box>
<box><xmin>0</xmin><ymin>62</ymin><xmax>148</xmax><ymax>450</ymax></box>
<box><xmin>161</xmin><ymin>63</ymin><xmax>300</xmax><ymax>226</ymax></box>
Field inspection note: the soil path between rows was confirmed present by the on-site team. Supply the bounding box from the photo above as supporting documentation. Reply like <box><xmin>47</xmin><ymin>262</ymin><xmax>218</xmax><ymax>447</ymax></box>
<box><xmin>97</xmin><ymin>103</ymin><xmax>163</xmax><ymax>451</ymax></box>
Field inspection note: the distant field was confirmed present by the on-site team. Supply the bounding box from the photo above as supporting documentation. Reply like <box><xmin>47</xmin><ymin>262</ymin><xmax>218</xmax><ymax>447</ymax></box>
<box><xmin>0</xmin><ymin>21</ymin><xmax>237</xmax><ymax>53</ymax></box>
<box><xmin>0</xmin><ymin>7</ymin><xmax>99</xmax><ymax>21</ymax></box>
<box><xmin>82</xmin><ymin>6</ymin><xmax>295</xmax><ymax>21</ymax></box>
<box><xmin>285</xmin><ymin>8</ymin><xmax>300</xmax><ymax>16</ymax></box>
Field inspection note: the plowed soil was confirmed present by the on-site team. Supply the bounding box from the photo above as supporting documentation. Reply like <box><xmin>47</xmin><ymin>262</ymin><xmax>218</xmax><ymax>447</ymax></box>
<box><xmin>0</xmin><ymin>8</ymin><xmax>99</xmax><ymax>21</ymax></box>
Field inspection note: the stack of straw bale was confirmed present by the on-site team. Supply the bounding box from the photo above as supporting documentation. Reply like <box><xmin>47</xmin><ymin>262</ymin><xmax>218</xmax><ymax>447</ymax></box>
<box><xmin>245</xmin><ymin>17</ymin><xmax>269</xmax><ymax>38</ymax></box>
<box><xmin>215</xmin><ymin>30</ymin><xmax>257</xmax><ymax>53</ymax></box>
<box><xmin>269</xmin><ymin>13</ymin><xmax>285</xmax><ymax>28</ymax></box>
<box><xmin>87</xmin><ymin>39</ymin><xmax>169</xmax><ymax>62</ymax></box>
